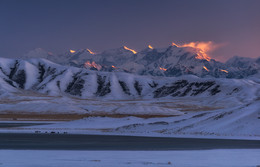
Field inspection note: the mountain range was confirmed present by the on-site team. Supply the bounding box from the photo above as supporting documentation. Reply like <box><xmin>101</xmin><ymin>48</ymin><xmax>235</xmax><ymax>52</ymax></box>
<box><xmin>0</xmin><ymin>57</ymin><xmax>259</xmax><ymax>101</ymax></box>
<box><xmin>20</xmin><ymin>44</ymin><xmax>260</xmax><ymax>79</ymax></box>
<box><xmin>1</xmin><ymin>46</ymin><xmax>260</xmax><ymax>139</ymax></box>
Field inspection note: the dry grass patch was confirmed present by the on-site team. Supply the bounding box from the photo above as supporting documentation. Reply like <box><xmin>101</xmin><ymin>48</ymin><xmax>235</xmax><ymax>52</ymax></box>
<box><xmin>0</xmin><ymin>113</ymin><xmax>177</xmax><ymax>121</ymax></box>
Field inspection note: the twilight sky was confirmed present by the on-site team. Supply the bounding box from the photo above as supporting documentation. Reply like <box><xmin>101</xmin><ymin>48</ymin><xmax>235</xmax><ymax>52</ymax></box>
<box><xmin>0</xmin><ymin>0</ymin><xmax>260</xmax><ymax>62</ymax></box>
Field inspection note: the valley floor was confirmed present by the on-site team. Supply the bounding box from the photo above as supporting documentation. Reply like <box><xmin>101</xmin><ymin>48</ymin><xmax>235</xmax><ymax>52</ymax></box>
<box><xmin>0</xmin><ymin>89</ymin><xmax>259</xmax><ymax>140</ymax></box>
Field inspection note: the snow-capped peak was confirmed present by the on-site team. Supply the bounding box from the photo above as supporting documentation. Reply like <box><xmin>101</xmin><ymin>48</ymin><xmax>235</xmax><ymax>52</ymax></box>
<box><xmin>123</xmin><ymin>46</ymin><xmax>137</xmax><ymax>54</ymax></box>
<box><xmin>86</xmin><ymin>49</ymin><xmax>95</xmax><ymax>55</ymax></box>
<box><xmin>171</xmin><ymin>42</ymin><xmax>178</xmax><ymax>47</ymax></box>
<box><xmin>148</xmin><ymin>45</ymin><xmax>153</xmax><ymax>49</ymax></box>
<box><xmin>24</xmin><ymin>48</ymin><xmax>54</xmax><ymax>59</ymax></box>
<box><xmin>225</xmin><ymin>56</ymin><xmax>256</xmax><ymax>67</ymax></box>
<box><xmin>70</xmin><ymin>49</ymin><xmax>76</xmax><ymax>54</ymax></box>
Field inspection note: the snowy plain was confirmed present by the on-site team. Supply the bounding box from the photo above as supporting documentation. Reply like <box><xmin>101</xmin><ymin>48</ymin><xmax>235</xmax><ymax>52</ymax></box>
<box><xmin>0</xmin><ymin>94</ymin><xmax>260</xmax><ymax>140</ymax></box>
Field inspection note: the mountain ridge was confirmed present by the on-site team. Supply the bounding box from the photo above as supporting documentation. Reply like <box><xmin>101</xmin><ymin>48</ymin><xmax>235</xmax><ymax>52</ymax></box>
<box><xmin>15</xmin><ymin>45</ymin><xmax>260</xmax><ymax>78</ymax></box>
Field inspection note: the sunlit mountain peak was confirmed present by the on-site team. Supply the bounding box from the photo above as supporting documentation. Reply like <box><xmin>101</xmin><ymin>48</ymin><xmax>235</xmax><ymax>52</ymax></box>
<box><xmin>87</xmin><ymin>49</ymin><xmax>95</xmax><ymax>55</ymax></box>
<box><xmin>203</xmin><ymin>66</ymin><xmax>209</xmax><ymax>71</ymax></box>
<box><xmin>181</xmin><ymin>41</ymin><xmax>213</xmax><ymax>61</ymax></box>
<box><xmin>123</xmin><ymin>46</ymin><xmax>137</xmax><ymax>54</ymax></box>
<box><xmin>170</xmin><ymin>41</ymin><xmax>214</xmax><ymax>61</ymax></box>
<box><xmin>171</xmin><ymin>42</ymin><xmax>179</xmax><ymax>47</ymax></box>
<box><xmin>70</xmin><ymin>50</ymin><xmax>76</xmax><ymax>53</ymax></box>
<box><xmin>84</xmin><ymin>61</ymin><xmax>102</xmax><ymax>70</ymax></box>
<box><xmin>148</xmin><ymin>45</ymin><xmax>153</xmax><ymax>49</ymax></box>
<box><xmin>220</xmin><ymin>69</ymin><xmax>228</xmax><ymax>73</ymax></box>
<box><xmin>159</xmin><ymin>67</ymin><xmax>167</xmax><ymax>71</ymax></box>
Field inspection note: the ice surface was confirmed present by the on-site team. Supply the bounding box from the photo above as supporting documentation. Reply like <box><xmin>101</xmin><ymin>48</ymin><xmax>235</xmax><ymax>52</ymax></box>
<box><xmin>0</xmin><ymin>149</ymin><xmax>259</xmax><ymax>167</ymax></box>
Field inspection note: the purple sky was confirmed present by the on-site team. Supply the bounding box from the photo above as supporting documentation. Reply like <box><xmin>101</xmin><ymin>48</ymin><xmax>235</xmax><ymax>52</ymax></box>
<box><xmin>0</xmin><ymin>0</ymin><xmax>260</xmax><ymax>62</ymax></box>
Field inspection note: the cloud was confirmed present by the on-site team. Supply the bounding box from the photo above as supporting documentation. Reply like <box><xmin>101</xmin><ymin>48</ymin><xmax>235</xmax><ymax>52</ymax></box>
<box><xmin>173</xmin><ymin>41</ymin><xmax>227</xmax><ymax>61</ymax></box>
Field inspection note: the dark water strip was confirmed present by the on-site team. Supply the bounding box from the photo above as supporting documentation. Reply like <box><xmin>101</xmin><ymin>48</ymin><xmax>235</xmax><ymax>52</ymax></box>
<box><xmin>0</xmin><ymin>133</ymin><xmax>259</xmax><ymax>150</ymax></box>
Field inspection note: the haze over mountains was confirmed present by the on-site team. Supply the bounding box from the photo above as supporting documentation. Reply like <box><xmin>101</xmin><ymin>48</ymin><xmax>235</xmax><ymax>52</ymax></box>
<box><xmin>21</xmin><ymin>44</ymin><xmax>260</xmax><ymax>79</ymax></box>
